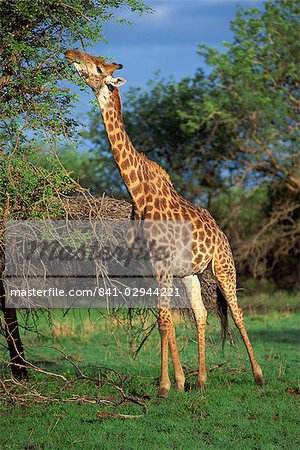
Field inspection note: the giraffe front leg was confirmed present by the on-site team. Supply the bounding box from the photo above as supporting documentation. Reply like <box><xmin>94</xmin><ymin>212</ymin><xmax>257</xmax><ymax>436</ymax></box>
<box><xmin>158</xmin><ymin>308</ymin><xmax>185</xmax><ymax>395</ymax></box>
<box><xmin>183</xmin><ymin>275</ymin><xmax>207</xmax><ymax>390</ymax></box>
<box><xmin>168</xmin><ymin>316</ymin><xmax>185</xmax><ymax>392</ymax></box>
<box><xmin>158</xmin><ymin>308</ymin><xmax>171</xmax><ymax>397</ymax></box>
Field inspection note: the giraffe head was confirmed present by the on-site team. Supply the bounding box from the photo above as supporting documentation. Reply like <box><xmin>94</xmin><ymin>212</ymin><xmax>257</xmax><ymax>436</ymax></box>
<box><xmin>65</xmin><ymin>49</ymin><xmax>126</xmax><ymax>104</ymax></box>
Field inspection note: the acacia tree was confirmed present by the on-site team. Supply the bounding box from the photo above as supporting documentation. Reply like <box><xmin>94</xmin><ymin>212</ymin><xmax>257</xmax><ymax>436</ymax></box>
<box><xmin>0</xmin><ymin>0</ymin><xmax>148</xmax><ymax>215</ymax></box>
<box><xmin>0</xmin><ymin>0</ymin><xmax>148</xmax><ymax>378</ymax></box>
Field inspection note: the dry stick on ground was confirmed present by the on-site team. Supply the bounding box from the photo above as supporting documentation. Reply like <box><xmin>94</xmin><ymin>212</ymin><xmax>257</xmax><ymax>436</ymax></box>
<box><xmin>0</xmin><ymin>377</ymin><xmax>126</xmax><ymax>409</ymax></box>
<box><xmin>58</xmin><ymin>347</ymin><xmax>148</xmax><ymax>418</ymax></box>
<box><xmin>0</xmin><ymin>341</ymin><xmax>148</xmax><ymax>418</ymax></box>
<box><xmin>0</xmin><ymin>376</ymin><xmax>147</xmax><ymax>418</ymax></box>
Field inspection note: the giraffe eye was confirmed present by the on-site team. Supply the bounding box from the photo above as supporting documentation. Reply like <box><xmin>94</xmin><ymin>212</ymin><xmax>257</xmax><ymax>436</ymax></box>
<box><xmin>96</xmin><ymin>66</ymin><xmax>103</xmax><ymax>74</ymax></box>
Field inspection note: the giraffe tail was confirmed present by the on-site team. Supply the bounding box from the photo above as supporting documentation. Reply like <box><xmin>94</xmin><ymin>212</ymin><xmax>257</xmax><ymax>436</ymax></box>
<box><xmin>200</xmin><ymin>271</ymin><xmax>231</xmax><ymax>348</ymax></box>
<box><xmin>216</xmin><ymin>286</ymin><xmax>231</xmax><ymax>350</ymax></box>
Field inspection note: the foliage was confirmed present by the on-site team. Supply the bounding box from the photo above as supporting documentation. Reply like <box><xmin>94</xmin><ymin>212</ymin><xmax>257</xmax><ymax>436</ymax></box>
<box><xmin>0</xmin><ymin>0</ymin><xmax>149</xmax><ymax>218</ymax></box>
<box><xmin>0</xmin><ymin>148</ymin><xmax>75</xmax><ymax>219</ymax></box>
<box><xmin>209</xmin><ymin>183</ymin><xmax>299</xmax><ymax>287</ymax></box>
<box><xmin>194</xmin><ymin>0</ymin><xmax>300</xmax><ymax>285</ymax></box>
<box><xmin>196</xmin><ymin>0</ymin><xmax>300</xmax><ymax>193</ymax></box>
<box><xmin>51</xmin><ymin>144</ymin><xmax>112</xmax><ymax>193</ymax></box>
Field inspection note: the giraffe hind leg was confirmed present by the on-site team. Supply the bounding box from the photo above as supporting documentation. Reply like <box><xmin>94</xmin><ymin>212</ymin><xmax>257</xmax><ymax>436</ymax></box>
<box><xmin>213</xmin><ymin>257</ymin><xmax>265</xmax><ymax>385</ymax></box>
<box><xmin>182</xmin><ymin>275</ymin><xmax>207</xmax><ymax>390</ymax></box>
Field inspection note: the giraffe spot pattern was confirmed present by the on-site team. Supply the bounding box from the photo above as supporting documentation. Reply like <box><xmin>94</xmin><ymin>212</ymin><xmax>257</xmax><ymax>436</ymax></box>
<box><xmin>129</xmin><ymin>170</ymin><xmax>137</xmax><ymax>183</ymax></box>
<box><xmin>132</xmin><ymin>185</ymin><xmax>142</xmax><ymax>196</ymax></box>
<box><xmin>121</xmin><ymin>159</ymin><xmax>130</xmax><ymax>170</ymax></box>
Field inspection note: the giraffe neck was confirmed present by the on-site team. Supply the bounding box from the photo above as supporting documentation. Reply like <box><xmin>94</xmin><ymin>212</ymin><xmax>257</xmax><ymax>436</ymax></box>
<box><xmin>97</xmin><ymin>87</ymin><xmax>178</xmax><ymax>217</ymax></box>
<box><xmin>97</xmin><ymin>88</ymin><xmax>146</xmax><ymax>213</ymax></box>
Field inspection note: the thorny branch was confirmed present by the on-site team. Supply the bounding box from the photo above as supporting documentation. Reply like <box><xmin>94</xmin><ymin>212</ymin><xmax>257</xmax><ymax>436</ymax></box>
<box><xmin>0</xmin><ymin>341</ymin><xmax>148</xmax><ymax>419</ymax></box>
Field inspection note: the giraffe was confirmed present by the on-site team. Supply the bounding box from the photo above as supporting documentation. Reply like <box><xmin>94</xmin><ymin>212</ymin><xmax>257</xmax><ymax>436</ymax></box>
<box><xmin>65</xmin><ymin>49</ymin><xmax>265</xmax><ymax>396</ymax></box>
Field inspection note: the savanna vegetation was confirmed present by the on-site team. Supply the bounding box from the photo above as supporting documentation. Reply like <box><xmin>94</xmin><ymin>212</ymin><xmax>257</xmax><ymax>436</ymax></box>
<box><xmin>0</xmin><ymin>1</ymin><xmax>299</xmax><ymax>448</ymax></box>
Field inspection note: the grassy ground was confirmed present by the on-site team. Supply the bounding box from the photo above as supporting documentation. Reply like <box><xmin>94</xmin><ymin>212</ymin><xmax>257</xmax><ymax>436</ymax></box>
<box><xmin>0</xmin><ymin>293</ymin><xmax>299</xmax><ymax>449</ymax></box>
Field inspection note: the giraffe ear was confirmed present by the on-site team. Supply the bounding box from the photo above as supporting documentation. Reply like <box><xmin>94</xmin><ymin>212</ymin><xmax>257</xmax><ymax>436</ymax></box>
<box><xmin>109</xmin><ymin>77</ymin><xmax>127</xmax><ymax>87</ymax></box>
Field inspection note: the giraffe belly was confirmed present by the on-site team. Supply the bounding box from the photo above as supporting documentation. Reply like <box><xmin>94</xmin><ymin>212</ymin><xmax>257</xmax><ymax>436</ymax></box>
<box><xmin>151</xmin><ymin>252</ymin><xmax>213</xmax><ymax>278</ymax></box>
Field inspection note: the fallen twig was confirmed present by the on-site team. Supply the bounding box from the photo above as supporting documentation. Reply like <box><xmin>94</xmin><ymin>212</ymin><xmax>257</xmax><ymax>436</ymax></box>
<box><xmin>0</xmin><ymin>347</ymin><xmax>148</xmax><ymax>418</ymax></box>
<box><xmin>97</xmin><ymin>412</ymin><xmax>145</xmax><ymax>419</ymax></box>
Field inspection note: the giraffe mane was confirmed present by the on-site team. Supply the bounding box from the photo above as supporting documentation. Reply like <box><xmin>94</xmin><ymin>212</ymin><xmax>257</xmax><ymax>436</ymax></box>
<box><xmin>112</xmin><ymin>88</ymin><xmax>122</xmax><ymax>115</ymax></box>
<box><xmin>141</xmin><ymin>154</ymin><xmax>173</xmax><ymax>186</ymax></box>
<box><xmin>109</xmin><ymin>89</ymin><xmax>172</xmax><ymax>186</ymax></box>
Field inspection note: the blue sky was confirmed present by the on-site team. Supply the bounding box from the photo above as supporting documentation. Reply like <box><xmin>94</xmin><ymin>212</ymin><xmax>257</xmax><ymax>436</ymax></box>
<box><xmin>73</xmin><ymin>0</ymin><xmax>265</xmax><ymax>122</ymax></box>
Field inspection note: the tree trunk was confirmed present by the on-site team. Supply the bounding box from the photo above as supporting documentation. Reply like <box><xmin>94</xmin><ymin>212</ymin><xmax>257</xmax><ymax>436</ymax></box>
<box><xmin>0</xmin><ymin>278</ymin><xmax>28</xmax><ymax>380</ymax></box>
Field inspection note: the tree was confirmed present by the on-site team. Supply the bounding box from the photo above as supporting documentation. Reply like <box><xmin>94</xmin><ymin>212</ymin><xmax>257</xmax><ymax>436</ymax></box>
<box><xmin>195</xmin><ymin>0</ymin><xmax>300</xmax><ymax>284</ymax></box>
<box><xmin>0</xmin><ymin>0</ymin><xmax>148</xmax><ymax>378</ymax></box>
<box><xmin>196</xmin><ymin>0</ymin><xmax>299</xmax><ymax>194</ymax></box>
<box><xmin>0</xmin><ymin>0</ymin><xmax>149</xmax><ymax>215</ymax></box>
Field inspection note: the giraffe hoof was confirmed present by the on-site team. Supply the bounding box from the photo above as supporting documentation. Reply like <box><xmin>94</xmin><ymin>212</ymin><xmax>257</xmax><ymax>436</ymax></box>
<box><xmin>158</xmin><ymin>387</ymin><xmax>169</xmax><ymax>398</ymax></box>
<box><xmin>175</xmin><ymin>382</ymin><xmax>185</xmax><ymax>392</ymax></box>
<box><xmin>255</xmin><ymin>374</ymin><xmax>265</xmax><ymax>386</ymax></box>
<box><xmin>197</xmin><ymin>380</ymin><xmax>206</xmax><ymax>392</ymax></box>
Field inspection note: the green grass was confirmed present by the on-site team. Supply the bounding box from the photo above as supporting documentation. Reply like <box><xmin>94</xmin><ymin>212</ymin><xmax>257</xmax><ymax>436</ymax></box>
<box><xmin>0</xmin><ymin>293</ymin><xmax>299</xmax><ymax>449</ymax></box>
